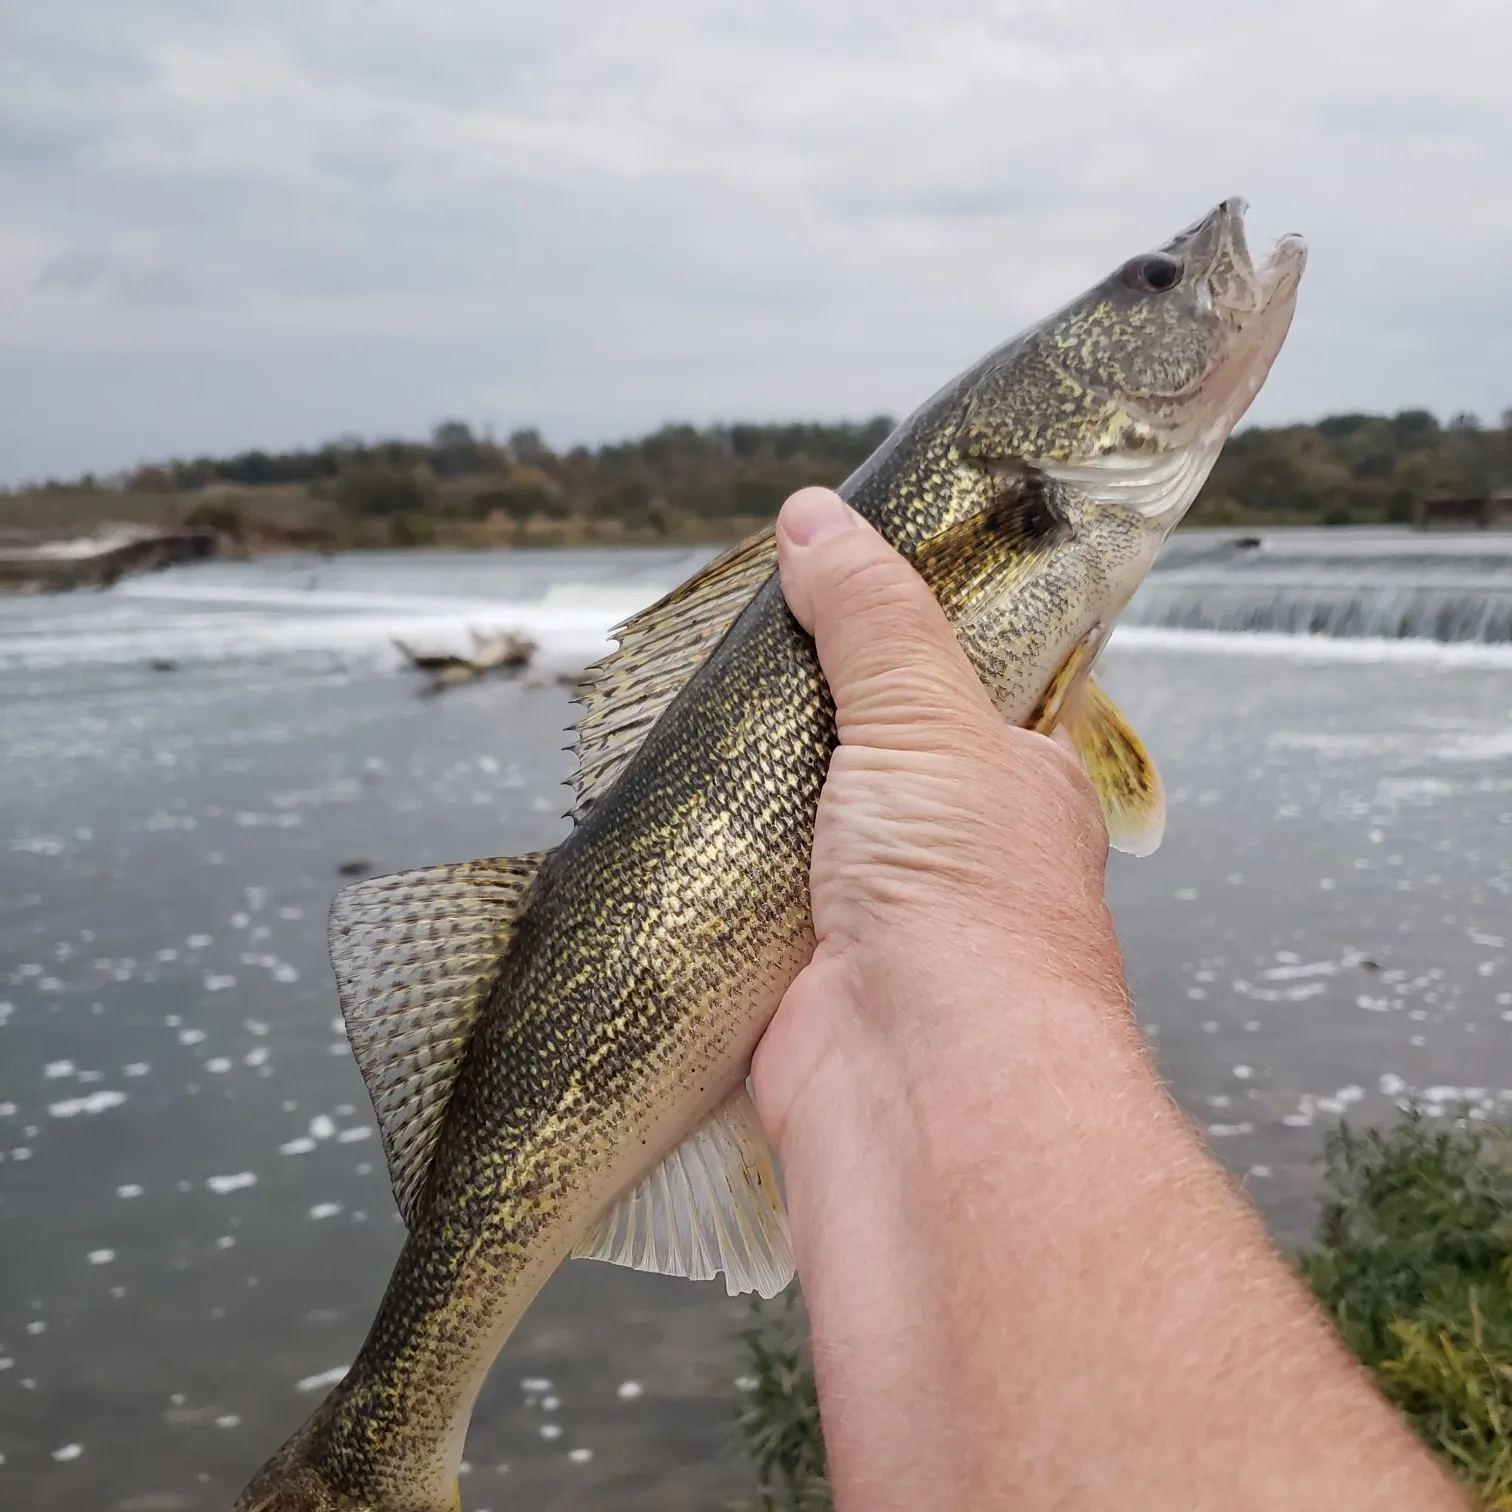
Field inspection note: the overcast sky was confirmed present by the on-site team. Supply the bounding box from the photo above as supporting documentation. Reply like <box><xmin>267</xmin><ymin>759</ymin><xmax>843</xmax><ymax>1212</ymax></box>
<box><xmin>2</xmin><ymin>0</ymin><xmax>1509</xmax><ymax>484</ymax></box>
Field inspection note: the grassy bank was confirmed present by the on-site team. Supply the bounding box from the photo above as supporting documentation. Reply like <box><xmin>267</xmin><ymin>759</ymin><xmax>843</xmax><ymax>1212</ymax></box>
<box><xmin>5</xmin><ymin>408</ymin><xmax>1510</xmax><ymax>552</ymax></box>
<box><xmin>735</xmin><ymin>1113</ymin><xmax>1512</xmax><ymax>1511</ymax></box>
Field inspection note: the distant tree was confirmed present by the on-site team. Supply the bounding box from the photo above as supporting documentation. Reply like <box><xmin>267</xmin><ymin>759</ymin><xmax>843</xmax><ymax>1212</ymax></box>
<box><xmin>129</xmin><ymin>464</ymin><xmax>174</xmax><ymax>492</ymax></box>
<box><xmin>431</xmin><ymin>420</ymin><xmax>482</xmax><ymax>478</ymax></box>
<box><xmin>473</xmin><ymin>464</ymin><xmax>566</xmax><ymax>522</ymax></box>
<box><xmin>1391</xmin><ymin>409</ymin><xmax>1442</xmax><ymax>450</ymax></box>
<box><xmin>335</xmin><ymin>467</ymin><xmax>431</xmax><ymax>517</ymax></box>
<box><xmin>507</xmin><ymin>428</ymin><xmax>551</xmax><ymax>465</ymax></box>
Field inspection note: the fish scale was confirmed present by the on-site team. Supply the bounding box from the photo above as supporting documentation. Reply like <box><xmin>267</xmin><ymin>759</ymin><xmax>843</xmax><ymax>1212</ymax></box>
<box><xmin>234</xmin><ymin>197</ymin><xmax>1304</xmax><ymax>1511</ymax></box>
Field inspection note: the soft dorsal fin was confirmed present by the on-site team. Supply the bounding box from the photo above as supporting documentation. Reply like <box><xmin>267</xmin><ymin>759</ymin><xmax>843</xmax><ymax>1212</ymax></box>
<box><xmin>572</xmin><ymin>1084</ymin><xmax>794</xmax><ymax>1299</ymax></box>
<box><xmin>570</xmin><ymin>526</ymin><xmax>777</xmax><ymax>815</ymax></box>
<box><xmin>1062</xmin><ymin>677</ymin><xmax>1165</xmax><ymax>856</ymax></box>
<box><xmin>328</xmin><ymin>853</ymin><xmax>548</xmax><ymax>1225</ymax></box>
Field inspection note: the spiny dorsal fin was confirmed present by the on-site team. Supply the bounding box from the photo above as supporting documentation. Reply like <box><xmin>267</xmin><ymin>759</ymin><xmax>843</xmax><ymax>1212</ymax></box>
<box><xmin>1062</xmin><ymin>676</ymin><xmax>1165</xmax><ymax>856</ymax></box>
<box><xmin>569</xmin><ymin>525</ymin><xmax>777</xmax><ymax>816</ymax></box>
<box><xmin>907</xmin><ymin>473</ymin><xmax>1070</xmax><ymax>605</ymax></box>
<box><xmin>572</xmin><ymin>1084</ymin><xmax>794</xmax><ymax>1299</ymax></box>
<box><xmin>328</xmin><ymin>852</ymin><xmax>548</xmax><ymax>1226</ymax></box>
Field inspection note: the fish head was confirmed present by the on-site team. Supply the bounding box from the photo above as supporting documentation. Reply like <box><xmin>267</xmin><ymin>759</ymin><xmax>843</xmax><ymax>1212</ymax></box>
<box><xmin>958</xmin><ymin>197</ymin><xmax>1306</xmax><ymax>532</ymax></box>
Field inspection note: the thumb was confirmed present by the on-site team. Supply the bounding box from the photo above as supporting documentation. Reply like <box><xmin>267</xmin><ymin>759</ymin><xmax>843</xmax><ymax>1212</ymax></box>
<box><xmin>775</xmin><ymin>487</ymin><xmax>998</xmax><ymax>751</ymax></box>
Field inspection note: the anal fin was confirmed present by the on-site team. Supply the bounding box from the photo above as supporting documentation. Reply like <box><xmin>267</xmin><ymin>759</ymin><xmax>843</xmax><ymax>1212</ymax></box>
<box><xmin>572</xmin><ymin>1085</ymin><xmax>794</xmax><ymax>1300</ymax></box>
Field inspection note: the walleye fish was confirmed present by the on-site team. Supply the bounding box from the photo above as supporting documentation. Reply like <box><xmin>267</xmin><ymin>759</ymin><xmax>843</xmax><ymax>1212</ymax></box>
<box><xmin>235</xmin><ymin>197</ymin><xmax>1305</xmax><ymax>1512</ymax></box>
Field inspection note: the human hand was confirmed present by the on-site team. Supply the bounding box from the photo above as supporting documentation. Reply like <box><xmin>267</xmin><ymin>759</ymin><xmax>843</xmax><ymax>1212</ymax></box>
<box><xmin>752</xmin><ymin>485</ymin><xmax>1129</xmax><ymax>1157</ymax></box>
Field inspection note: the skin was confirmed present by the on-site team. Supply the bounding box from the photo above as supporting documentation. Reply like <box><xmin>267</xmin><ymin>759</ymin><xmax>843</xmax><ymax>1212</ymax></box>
<box><xmin>752</xmin><ymin>486</ymin><xmax>1471</xmax><ymax>1512</ymax></box>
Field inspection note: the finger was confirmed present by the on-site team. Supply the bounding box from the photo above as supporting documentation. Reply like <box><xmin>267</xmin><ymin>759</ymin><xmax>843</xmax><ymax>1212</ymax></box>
<box><xmin>775</xmin><ymin>487</ymin><xmax>997</xmax><ymax>750</ymax></box>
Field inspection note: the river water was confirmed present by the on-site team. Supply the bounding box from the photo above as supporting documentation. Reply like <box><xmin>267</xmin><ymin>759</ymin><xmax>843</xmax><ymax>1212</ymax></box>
<box><xmin>1</xmin><ymin>529</ymin><xmax>1509</xmax><ymax>1510</ymax></box>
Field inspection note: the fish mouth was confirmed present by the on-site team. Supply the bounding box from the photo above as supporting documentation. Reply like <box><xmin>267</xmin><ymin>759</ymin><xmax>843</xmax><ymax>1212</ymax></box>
<box><xmin>1040</xmin><ymin>198</ymin><xmax>1307</xmax><ymax>529</ymax></box>
<box><xmin>1168</xmin><ymin>199</ymin><xmax>1307</xmax><ymax>522</ymax></box>
<box><xmin>1204</xmin><ymin>196</ymin><xmax>1308</xmax><ymax>318</ymax></box>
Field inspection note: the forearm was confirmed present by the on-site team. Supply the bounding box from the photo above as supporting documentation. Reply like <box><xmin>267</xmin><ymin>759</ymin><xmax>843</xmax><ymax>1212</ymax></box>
<box><xmin>775</xmin><ymin>942</ymin><xmax>1468</xmax><ymax>1512</ymax></box>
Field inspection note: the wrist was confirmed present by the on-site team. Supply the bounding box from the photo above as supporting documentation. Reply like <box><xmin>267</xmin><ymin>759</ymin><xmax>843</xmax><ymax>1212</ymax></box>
<box><xmin>767</xmin><ymin>932</ymin><xmax>1146</xmax><ymax>1196</ymax></box>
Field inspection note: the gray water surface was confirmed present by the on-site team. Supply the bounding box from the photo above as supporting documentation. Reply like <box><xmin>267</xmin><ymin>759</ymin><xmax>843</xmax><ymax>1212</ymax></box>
<box><xmin>1</xmin><ymin>540</ymin><xmax>1509</xmax><ymax>1510</ymax></box>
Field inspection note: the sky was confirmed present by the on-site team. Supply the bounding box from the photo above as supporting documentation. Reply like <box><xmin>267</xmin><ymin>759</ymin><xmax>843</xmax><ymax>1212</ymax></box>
<box><xmin>2</xmin><ymin>0</ymin><xmax>1510</xmax><ymax>485</ymax></box>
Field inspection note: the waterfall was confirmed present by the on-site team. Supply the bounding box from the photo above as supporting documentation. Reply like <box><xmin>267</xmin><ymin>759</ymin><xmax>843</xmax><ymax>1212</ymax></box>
<box><xmin>1128</xmin><ymin>530</ymin><xmax>1512</xmax><ymax>645</ymax></box>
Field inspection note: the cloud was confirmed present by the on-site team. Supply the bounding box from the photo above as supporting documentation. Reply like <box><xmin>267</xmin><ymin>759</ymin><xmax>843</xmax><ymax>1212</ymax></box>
<box><xmin>0</xmin><ymin>0</ymin><xmax>1510</xmax><ymax>481</ymax></box>
<box><xmin>37</xmin><ymin>247</ymin><xmax>196</xmax><ymax>307</ymax></box>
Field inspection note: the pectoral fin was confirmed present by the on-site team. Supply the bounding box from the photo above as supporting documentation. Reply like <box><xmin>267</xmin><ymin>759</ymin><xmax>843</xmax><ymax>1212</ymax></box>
<box><xmin>573</xmin><ymin>1085</ymin><xmax>794</xmax><ymax>1299</ymax></box>
<box><xmin>1060</xmin><ymin>677</ymin><xmax>1165</xmax><ymax>857</ymax></box>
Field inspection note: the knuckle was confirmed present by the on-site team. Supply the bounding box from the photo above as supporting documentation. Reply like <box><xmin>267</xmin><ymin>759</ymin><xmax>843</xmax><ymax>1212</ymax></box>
<box><xmin>822</xmin><ymin>541</ymin><xmax>914</xmax><ymax>622</ymax></box>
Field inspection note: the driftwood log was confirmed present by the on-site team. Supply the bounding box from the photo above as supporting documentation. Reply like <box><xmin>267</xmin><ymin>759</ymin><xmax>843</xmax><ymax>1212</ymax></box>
<box><xmin>393</xmin><ymin>628</ymin><xmax>537</xmax><ymax>688</ymax></box>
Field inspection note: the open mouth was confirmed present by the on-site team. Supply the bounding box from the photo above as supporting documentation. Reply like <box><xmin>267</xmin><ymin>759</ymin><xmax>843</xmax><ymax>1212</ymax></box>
<box><xmin>1214</xmin><ymin>197</ymin><xmax>1308</xmax><ymax>317</ymax></box>
<box><xmin>1207</xmin><ymin>210</ymin><xmax>1307</xmax><ymax>438</ymax></box>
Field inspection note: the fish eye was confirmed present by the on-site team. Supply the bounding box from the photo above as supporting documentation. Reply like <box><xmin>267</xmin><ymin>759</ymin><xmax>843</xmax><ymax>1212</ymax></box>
<box><xmin>1122</xmin><ymin>255</ymin><xmax>1184</xmax><ymax>293</ymax></box>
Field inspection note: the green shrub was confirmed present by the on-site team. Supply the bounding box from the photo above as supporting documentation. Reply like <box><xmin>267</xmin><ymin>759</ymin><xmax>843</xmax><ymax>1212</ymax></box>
<box><xmin>1302</xmin><ymin>1114</ymin><xmax>1512</xmax><ymax>1506</ymax></box>
<box><xmin>1378</xmin><ymin>1299</ymin><xmax>1512</xmax><ymax>1506</ymax></box>
<box><xmin>472</xmin><ymin>465</ymin><xmax>568</xmax><ymax>522</ymax></box>
<box><xmin>730</xmin><ymin>1293</ymin><xmax>830</xmax><ymax>1512</ymax></box>
<box><xmin>183</xmin><ymin>498</ymin><xmax>245</xmax><ymax>540</ymax></box>
<box><xmin>336</xmin><ymin>467</ymin><xmax>430</xmax><ymax>517</ymax></box>
<box><xmin>1301</xmin><ymin>1116</ymin><xmax>1512</xmax><ymax>1368</ymax></box>
<box><xmin>387</xmin><ymin>513</ymin><xmax>437</xmax><ymax>547</ymax></box>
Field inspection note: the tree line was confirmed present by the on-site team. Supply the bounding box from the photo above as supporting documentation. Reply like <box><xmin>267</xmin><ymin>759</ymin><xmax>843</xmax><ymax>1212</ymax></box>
<box><xmin>7</xmin><ymin>409</ymin><xmax>1511</xmax><ymax>546</ymax></box>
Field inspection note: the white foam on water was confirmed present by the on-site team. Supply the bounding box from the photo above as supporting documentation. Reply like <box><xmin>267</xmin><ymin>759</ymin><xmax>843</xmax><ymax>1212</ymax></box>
<box><xmin>48</xmin><ymin>1090</ymin><xmax>126</xmax><ymax>1118</ymax></box>
<box><xmin>206</xmin><ymin>1172</ymin><xmax>256</xmax><ymax>1194</ymax></box>
<box><xmin>1111</xmin><ymin>624</ymin><xmax>1512</xmax><ymax>667</ymax></box>
<box><xmin>296</xmin><ymin>1365</ymin><xmax>348</xmax><ymax>1393</ymax></box>
<box><xmin>0</xmin><ymin>573</ymin><xmax>660</xmax><ymax>671</ymax></box>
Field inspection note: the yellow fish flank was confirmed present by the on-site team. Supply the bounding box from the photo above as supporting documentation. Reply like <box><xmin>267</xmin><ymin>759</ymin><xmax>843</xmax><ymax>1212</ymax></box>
<box><xmin>234</xmin><ymin>199</ymin><xmax>1305</xmax><ymax>1512</ymax></box>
